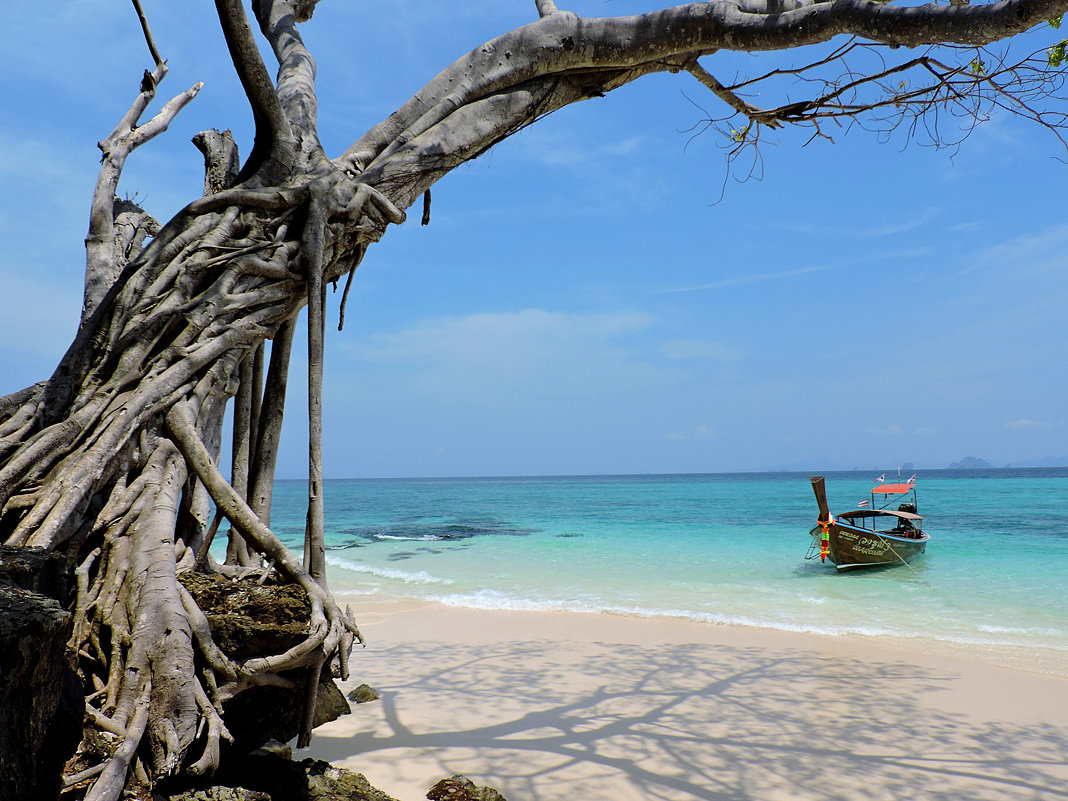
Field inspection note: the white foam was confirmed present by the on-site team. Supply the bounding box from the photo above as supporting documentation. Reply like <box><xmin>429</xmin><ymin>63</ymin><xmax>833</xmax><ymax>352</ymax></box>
<box><xmin>325</xmin><ymin>554</ymin><xmax>451</xmax><ymax>585</ymax></box>
<box><xmin>374</xmin><ymin>533</ymin><xmax>449</xmax><ymax>542</ymax></box>
<box><xmin>422</xmin><ymin>592</ymin><xmax>1068</xmax><ymax>656</ymax></box>
<box><xmin>428</xmin><ymin>589</ymin><xmax>577</xmax><ymax>612</ymax></box>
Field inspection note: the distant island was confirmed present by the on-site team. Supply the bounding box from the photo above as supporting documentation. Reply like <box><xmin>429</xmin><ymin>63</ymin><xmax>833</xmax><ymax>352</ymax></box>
<box><xmin>764</xmin><ymin>456</ymin><xmax>1068</xmax><ymax>472</ymax></box>
<box><xmin>948</xmin><ymin>456</ymin><xmax>994</xmax><ymax>469</ymax></box>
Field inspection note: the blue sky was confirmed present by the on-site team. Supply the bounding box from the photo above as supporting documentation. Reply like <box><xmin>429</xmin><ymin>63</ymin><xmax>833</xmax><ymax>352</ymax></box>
<box><xmin>2</xmin><ymin>1</ymin><xmax>1066</xmax><ymax>477</ymax></box>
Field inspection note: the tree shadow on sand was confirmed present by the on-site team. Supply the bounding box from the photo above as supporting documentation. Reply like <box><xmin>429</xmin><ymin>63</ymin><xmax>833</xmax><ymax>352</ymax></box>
<box><xmin>308</xmin><ymin>637</ymin><xmax>1068</xmax><ymax>801</ymax></box>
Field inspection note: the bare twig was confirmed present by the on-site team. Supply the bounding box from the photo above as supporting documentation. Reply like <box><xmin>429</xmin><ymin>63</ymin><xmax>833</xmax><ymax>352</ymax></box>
<box><xmin>130</xmin><ymin>0</ymin><xmax>164</xmax><ymax>67</ymax></box>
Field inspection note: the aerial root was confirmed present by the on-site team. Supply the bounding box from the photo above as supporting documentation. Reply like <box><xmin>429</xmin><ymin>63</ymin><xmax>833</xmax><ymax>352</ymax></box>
<box><xmin>166</xmin><ymin>396</ymin><xmax>361</xmax><ymax>655</ymax></box>
<box><xmin>84</xmin><ymin>683</ymin><xmax>152</xmax><ymax>801</ymax></box>
<box><xmin>187</xmin><ymin>679</ymin><xmax>232</xmax><ymax>777</ymax></box>
<box><xmin>344</xmin><ymin>181</ymin><xmax>406</xmax><ymax>244</ymax></box>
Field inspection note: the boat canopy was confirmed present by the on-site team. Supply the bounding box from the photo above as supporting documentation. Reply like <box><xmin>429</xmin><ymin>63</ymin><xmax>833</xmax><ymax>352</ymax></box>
<box><xmin>839</xmin><ymin>509</ymin><xmax>922</xmax><ymax>521</ymax></box>
<box><xmin>872</xmin><ymin>482</ymin><xmax>915</xmax><ymax>494</ymax></box>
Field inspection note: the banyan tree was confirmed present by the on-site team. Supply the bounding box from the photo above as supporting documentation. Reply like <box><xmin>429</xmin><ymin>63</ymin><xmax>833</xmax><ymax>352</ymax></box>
<box><xmin>1</xmin><ymin>1</ymin><xmax>1066</xmax><ymax>798</ymax></box>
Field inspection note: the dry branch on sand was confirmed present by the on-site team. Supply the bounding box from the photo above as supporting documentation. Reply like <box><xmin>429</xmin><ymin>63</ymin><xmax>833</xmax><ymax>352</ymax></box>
<box><xmin>2</xmin><ymin>1</ymin><xmax>1066</xmax><ymax>798</ymax></box>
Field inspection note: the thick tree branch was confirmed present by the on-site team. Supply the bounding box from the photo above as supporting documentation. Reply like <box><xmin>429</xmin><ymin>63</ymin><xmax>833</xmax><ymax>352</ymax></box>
<box><xmin>214</xmin><ymin>0</ymin><xmax>296</xmax><ymax>184</ymax></box>
<box><xmin>253</xmin><ymin>0</ymin><xmax>331</xmax><ymax>172</ymax></box>
<box><xmin>342</xmin><ymin>0</ymin><xmax>1068</xmax><ymax>180</ymax></box>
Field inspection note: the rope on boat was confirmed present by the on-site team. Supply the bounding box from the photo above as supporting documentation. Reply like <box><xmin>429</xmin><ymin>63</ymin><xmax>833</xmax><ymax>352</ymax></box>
<box><xmin>881</xmin><ymin>536</ymin><xmax>932</xmax><ymax>587</ymax></box>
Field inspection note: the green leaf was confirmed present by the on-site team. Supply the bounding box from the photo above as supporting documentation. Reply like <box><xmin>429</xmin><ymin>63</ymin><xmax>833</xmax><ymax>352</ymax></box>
<box><xmin>1049</xmin><ymin>39</ymin><xmax>1068</xmax><ymax>68</ymax></box>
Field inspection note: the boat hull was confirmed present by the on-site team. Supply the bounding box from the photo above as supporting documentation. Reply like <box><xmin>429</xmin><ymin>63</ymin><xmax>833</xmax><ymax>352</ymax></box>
<box><xmin>809</xmin><ymin>522</ymin><xmax>928</xmax><ymax>571</ymax></box>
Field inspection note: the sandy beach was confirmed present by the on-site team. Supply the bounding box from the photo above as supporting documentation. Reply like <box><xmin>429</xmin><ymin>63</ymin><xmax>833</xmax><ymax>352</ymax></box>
<box><xmin>305</xmin><ymin>601</ymin><xmax>1068</xmax><ymax>801</ymax></box>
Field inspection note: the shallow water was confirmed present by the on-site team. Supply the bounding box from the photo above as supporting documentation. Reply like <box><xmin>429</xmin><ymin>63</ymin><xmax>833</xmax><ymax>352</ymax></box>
<box><xmin>261</xmin><ymin>468</ymin><xmax>1068</xmax><ymax>675</ymax></box>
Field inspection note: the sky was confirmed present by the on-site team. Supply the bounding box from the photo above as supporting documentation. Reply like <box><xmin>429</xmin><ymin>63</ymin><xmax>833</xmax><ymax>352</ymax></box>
<box><xmin>2</xmin><ymin>1</ymin><xmax>1067</xmax><ymax>478</ymax></box>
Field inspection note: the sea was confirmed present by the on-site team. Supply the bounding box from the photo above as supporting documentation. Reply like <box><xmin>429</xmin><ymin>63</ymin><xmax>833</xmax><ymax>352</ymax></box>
<box><xmin>262</xmin><ymin>468</ymin><xmax>1068</xmax><ymax>676</ymax></box>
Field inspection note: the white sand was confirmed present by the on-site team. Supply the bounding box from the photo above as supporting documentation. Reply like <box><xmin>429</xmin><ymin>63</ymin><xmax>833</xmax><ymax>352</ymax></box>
<box><xmin>304</xmin><ymin>601</ymin><xmax>1068</xmax><ymax>801</ymax></box>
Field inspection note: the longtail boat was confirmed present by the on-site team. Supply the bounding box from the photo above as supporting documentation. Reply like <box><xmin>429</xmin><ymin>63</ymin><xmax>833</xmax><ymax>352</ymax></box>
<box><xmin>806</xmin><ymin>475</ymin><xmax>929</xmax><ymax>571</ymax></box>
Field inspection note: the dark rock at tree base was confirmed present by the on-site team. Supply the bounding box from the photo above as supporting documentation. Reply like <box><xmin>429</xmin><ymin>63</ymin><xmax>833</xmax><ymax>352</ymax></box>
<box><xmin>160</xmin><ymin>753</ymin><xmax>402</xmax><ymax>801</ymax></box>
<box><xmin>0</xmin><ymin>585</ymin><xmax>83</xmax><ymax>801</ymax></box>
<box><xmin>348</xmin><ymin>682</ymin><xmax>381</xmax><ymax>703</ymax></box>
<box><xmin>161</xmin><ymin>789</ymin><xmax>272</xmax><ymax>801</ymax></box>
<box><xmin>179</xmin><ymin>571</ymin><xmax>312</xmax><ymax>657</ymax></box>
<box><xmin>427</xmin><ymin>775</ymin><xmax>508</xmax><ymax>801</ymax></box>
<box><xmin>222</xmin><ymin>671</ymin><xmax>350</xmax><ymax>749</ymax></box>
<box><xmin>176</xmin><ymin>571</ymin><xmax>350</xmax><ymax>749</ymax></box>
<box><xmin>0</xmin><ymin>544</ymin><xmax>73</xmax><ymax>606</ymax></box>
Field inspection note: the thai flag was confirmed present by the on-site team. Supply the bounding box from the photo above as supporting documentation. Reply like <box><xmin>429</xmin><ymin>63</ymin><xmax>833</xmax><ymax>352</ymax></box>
<box><xmin>858</xmin><ymin>499</ymin><xmax>869</xmax><ymax>508</ymax></box>
<box><xmin>907</xmin><ymin>474</ymin><xmax>916</xmax><ymax>484</ymax></box>
<box><xmin>874</xmin><ymin>474</ymin><xmax>885</xmax><ymax>483</ymax></box>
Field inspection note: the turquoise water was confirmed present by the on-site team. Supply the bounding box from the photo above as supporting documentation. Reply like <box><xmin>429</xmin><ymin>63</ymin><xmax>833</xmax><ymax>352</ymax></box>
<box><xmin>264</xmin><ymin>469</ymin><xmax>1068</xmax><ymax>674</ymax></box>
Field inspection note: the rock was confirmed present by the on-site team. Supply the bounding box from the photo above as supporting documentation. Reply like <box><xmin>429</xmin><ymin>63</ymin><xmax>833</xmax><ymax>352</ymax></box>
<box><xmin>249</xmin><ymin>739</ymin><xmax>292</xmax><ymax>760</ymax></box>
<box><xmin>162</xmin><ymin>788</ymin><xmax>272</xmax><ymax>801</ymax></box>
<box><xmin>178</xmin><ymin>752</ymin><xmax>403</xmax><ymax>801</ymax></box>
<box><xmin>303</xmin><ymin>759</ymin><xmax>400</xmax><ymax>801</ymax></box>
<box><xmin>176</xmin><ymin>572</ymin><xmax>350</xmax><ymax>750</ymax></box>
<box><xmin>427</xmin><ymin>775</ymin><xmax>508</xmax><ymax>801</ymax></box>
<box><xmin>221</xmin><ymin>669</ymin><xmax>349</xmax><ymax>750</ymax></box>
<box><xmin>347</xmin><ymin>683</ymin><xmax>381</xmax><ymax>704</ymax></box>
<box><xmin>0</xmin><ymin>544</ymin><xmax>73</xmax><ymax>605</ymax></box>
<box><xmin>178</xmin><ymin>572</ymin><xmax>312</xmax><ymax>658</ymax></box>
<box><xmin>0</xmin><ymin>584</ymin><xmax>82</xmax><ymax>801</ymax></box>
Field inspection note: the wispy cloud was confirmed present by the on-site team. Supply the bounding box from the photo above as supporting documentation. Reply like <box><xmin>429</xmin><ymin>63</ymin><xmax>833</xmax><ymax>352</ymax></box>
<box><xmin>660</xmin><ymin>339</ymin><xmax>742</xmax><ymax>361</ymax></box>
<box><xmin>976</xmin><ymin>223</ymin><xmax>1068</xmax><ymax>270</ymax></box>
<box><xmin>601</xmin><ymin>135</ymin><xmax>646</xmax><ymax>156</ymax></box>
<box><xmin>655</xmin><ymin>262</ymin><xmax>839</xmax><ymax>294</ymax></box>
<box><xmin>344</xmin><ymin>308</ymin><xmax>677</xmax><ymax>406</ymax></box>
<box><xmin>856</xmin><ymin>208</ymin><xmax>938</xmax><ymax>238</ymax></box>
<box><xmin>1005</xmin><ymin>419</ymin><xmax>1053</xmax><ymax>430</ymax></box>
<box><xmin>865</xmin><ymin>423</ymin><xmax>903</xmax><ymax>435</ymax></box>
<box><xmin>667</xmin><ymin>424</ymin><xmax>717</xmax><ymax>441</ymax></box>
<box><xmin>655</xmin><ymin>247</ymin><xmax>933</xmax><ymax>294</ymax></box>
<box><xmin>511</xmin><ymin>127</ymin><xmax>650</xmax><ymax>170</ymax></box>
